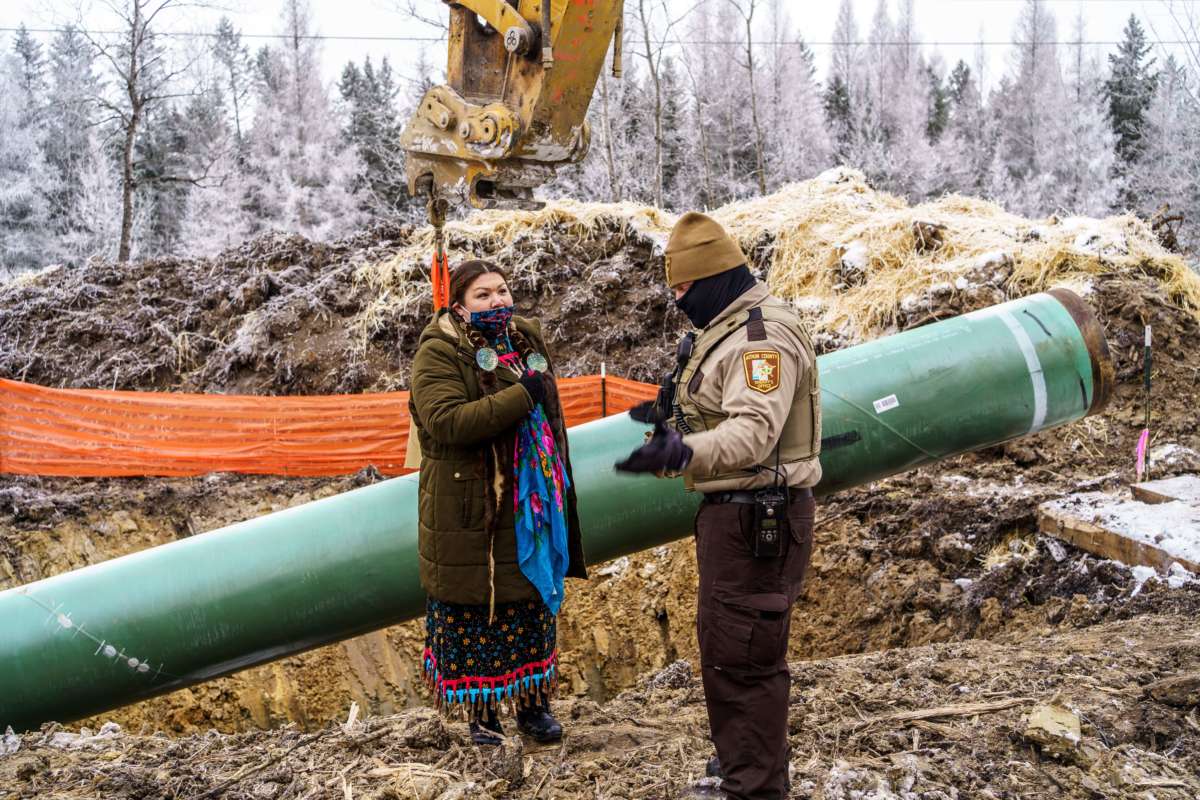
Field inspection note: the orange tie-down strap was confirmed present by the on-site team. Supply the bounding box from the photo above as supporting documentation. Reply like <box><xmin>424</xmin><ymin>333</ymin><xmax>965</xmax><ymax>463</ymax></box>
<box><xmin>0</xmin><ymin>376</ymin><xmax>657</xmax><ymax>478</ymax></box>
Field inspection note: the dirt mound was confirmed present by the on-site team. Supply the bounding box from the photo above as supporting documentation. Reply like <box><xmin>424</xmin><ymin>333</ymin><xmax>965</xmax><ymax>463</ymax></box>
<box><xmin>4</xmin><ymin>614</ymin><xmax>1197</xmax><ymax>799</ymax></box>
<box><xmin>3</xmin><ymin>170</ymin><xmax>1196</xmax><ymax>395</ymax></box>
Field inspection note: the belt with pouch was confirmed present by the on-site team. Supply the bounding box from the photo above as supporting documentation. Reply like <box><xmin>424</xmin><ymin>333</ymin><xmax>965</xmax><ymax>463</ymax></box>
<box><xmin>703</xmin><ymin>486</ymin><xmax>813</xmax><ymax>504</ymax></box>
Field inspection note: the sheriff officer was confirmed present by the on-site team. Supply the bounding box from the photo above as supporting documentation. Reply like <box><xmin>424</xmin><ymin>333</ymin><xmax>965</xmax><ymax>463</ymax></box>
<box><xmin>616</xmin><ymin>212</ymin><xmax>821</xmax><ymax>800</ymax></box>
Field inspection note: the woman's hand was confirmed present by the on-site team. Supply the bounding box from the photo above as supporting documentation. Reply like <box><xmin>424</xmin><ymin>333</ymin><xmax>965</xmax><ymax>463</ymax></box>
<box><xmin>519</xmin><ymin>373</ymin><xmax>546</xmax><ymax>407</ymax></box>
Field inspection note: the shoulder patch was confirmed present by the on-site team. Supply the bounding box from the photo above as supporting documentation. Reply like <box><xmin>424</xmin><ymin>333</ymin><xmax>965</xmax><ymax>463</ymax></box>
<box><xmin>742</xmin><ymin>350</ymin><xmax>781</xmax><ymax>393</ymax></box>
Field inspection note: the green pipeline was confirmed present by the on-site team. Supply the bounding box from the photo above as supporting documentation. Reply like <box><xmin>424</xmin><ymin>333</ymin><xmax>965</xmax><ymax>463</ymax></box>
<box><xmin>0</xmin><ymin>290</ymin><xmax>1112</xmax><ymax>731</ymax></box>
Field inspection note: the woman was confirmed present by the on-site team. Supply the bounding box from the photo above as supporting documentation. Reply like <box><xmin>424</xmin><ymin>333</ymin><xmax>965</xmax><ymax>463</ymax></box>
<box><xmin>408</xmin><ymin>259</ymin><xmax>587</xmax><ymax>746</ymax></box>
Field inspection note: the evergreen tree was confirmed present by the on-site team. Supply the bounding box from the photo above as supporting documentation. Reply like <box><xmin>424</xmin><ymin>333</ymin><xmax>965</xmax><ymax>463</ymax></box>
<box><xmin>933</xmin><ymin>59</ymin><xmax>990</xmax><ymax>196</ymax></box>
<box><xmin>0</xmin><ymin>52</ymin><xmax>53</xmax><ymax>272</ymax></box>
<box><xmin>12</xmin><ymin>25</ymin><xmax>46</xmax><ymax>124</ymax></box>
<box><xmin>1062</xmin><ymin>13</ymin><xmax>1118</xmax><ymax>215</ymax></box>
<box><xmin>1131</xmin><ymin>56</ymin><xmax>1200</xmax><ymax>254</ymax></box>
<box><xmin>178</xmin><ymin>84</ymin><xmax>246</xmax><ymax>256</ymax></box>
<box><xmin>767</xmin><ymin>35</ymin><xmax>831</xmax><ymax>185</ymax></box>
<box><xmin>43</xmin><ymin>26</ymin><xmax>115</xmax><ymax>264</ymax></box>
<box><xmin>989</xmin><ymin>0</ymin><xmax>1071</xmax><ymax>215</ymax></box>
<box><xmin>213</xmin><ymin>17</ymin><xmax>253</xmax><ymax>148</ymax></box>
<box><xmin>239</xmin><ymin>0</ymin><xmax>363</xmax><ymax>241</ymax></box>
<box><xmin>340</xmin><ymin>56</ymin><xmax>408</xmax><ymax>214</ymax></box>
<box><xmin>925</xmin><ymin>63</ymin><xmax>950</xmax><ymax>143</ymax></box>
<box><xmin>823</xmin><ymin>75</ymin><xmax>854</xmax><ymax>164</ymax></box>
<box><xmin>1105</xmin><ymin>14</ymin><xmax>1157</xmax><ymax>167</ymax></box>
<box><xmin>659</xmin><ymin>56</ymin><xmax>686</xmax><ymax>208</ymax></box>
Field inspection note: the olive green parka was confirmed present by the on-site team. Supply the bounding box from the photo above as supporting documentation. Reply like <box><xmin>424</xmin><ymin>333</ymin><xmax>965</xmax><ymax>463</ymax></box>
<box><xmin>409</xmin><ymin>309</ymin><xmax>587</xmax><ymax>606</ymax></box>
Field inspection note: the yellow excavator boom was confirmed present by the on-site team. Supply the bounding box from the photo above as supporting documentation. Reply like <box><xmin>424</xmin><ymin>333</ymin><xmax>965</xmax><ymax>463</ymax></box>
<box><xmin>400</xmin><ymin>0</ymin><xmax>624</xmax><ymax>213</ymax></box>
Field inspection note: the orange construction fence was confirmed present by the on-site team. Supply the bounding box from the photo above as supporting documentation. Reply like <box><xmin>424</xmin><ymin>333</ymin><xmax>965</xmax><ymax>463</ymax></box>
<box><xmin>0</xmin><ymin>376</ymin><xmax>657</xmax><ymax>478</ymax></box>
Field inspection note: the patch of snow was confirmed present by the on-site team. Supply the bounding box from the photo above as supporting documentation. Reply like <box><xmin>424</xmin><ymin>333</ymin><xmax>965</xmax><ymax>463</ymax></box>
<box><xmin>816</xmin><ymin>167</ymin><xmax>862</xmax><ymax>185</ymax></box>
<box><xmin>1129</xmin><ymin>565</ymin><xmax>1158</xmax><ymax>597</ymax></box>
<box><xmin>975</xmin><ymin>251</ymin><xmax>1011</xmax><ymax>270</ymax></box>
<box><xmin>938</xmin><ymin>474</ymin><xmax>1040</xmax><ymax>499</ymax></box>
<box><xmin>1041</xmin><ymin>492</ymin><xmax>1200</xmax><ymax>567</ymax></box>
<box><xmin>1150</xmin><ymin>444</ymin><xmax>1200</xmax><ymax>472</ymax></box>
<box><xmin>840</xmin><ymin>240</ymin><xmax>868</xmax><ymax>271</ymax></box>
<box><xmin>1043</xmin><ymin>538</ymin><xmax>1068</xmax><ymax>563</ymax></box>
<box><xmin>46</xmin><ymin>721</ymin><xmax>123</xmax><ymax>750</ymax></box>
<box><xmin>954</xmin><ymin>578</ymin><xmax>974</xmax><ymax>591</ymax></box>
<box><xmin>1167</xmin><ymin>562</ymin><xmax>1197</xmax><ymax>589</ymax></box>
<box><xmin>1050</xmin><ymin>277</ymin><xmax>1094</xmax><ymax>298</ymax></box>
<box><xmin>792</xmin><ymin>296</ymin><xmax>826</xmax><ymax>313</ymax></box>
<box><xmin>1138</xmin><ymin>475</ymin><xmax>1200</xmax><ymax>505</ymax></box>
<box><xmin>954</xmin><ymin>276</ymin><xmax>971</xmax><ymax>291</ymax></box>
<box><xmin>1061</xmin><ymin>218</ymin><xmax>1129</xmax><ymax>257</ymax></box>
<box><xmin>1</xmin><ymin>727</ymin><xmax>19</xmax><ymax>756</ymax></box>
<box><xmin>595</xmin><ymin>556</ymin><xmax>630</xmax><ymax>578</ymax></box>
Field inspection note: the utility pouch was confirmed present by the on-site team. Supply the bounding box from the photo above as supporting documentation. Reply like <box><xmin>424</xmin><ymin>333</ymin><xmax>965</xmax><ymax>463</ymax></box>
<box><xmin>752</xmin><ymin>487</ymin><xmax>789</xmax><ymax>558</ymax></box>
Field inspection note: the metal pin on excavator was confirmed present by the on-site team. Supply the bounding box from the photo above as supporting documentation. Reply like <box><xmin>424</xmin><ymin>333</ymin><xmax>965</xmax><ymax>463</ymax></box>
<box><xmin>400</xmin><ymin>0</ymin><xmax>625</xmax><ymax>221</ymax></box>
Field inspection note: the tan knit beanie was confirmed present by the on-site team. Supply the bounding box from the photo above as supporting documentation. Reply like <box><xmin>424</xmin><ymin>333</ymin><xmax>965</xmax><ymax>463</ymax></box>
<box><xmin>664</xmin><ymin>212</ymin><xmax>747</xmax><ymax>288</ymax></box>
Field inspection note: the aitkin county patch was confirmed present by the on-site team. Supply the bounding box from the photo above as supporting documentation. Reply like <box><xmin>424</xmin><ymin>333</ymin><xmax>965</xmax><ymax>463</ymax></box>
<box><xmin>742</xmin><ymin>350</ymin><xmax>781</xmax><ymax>393</ymax></box>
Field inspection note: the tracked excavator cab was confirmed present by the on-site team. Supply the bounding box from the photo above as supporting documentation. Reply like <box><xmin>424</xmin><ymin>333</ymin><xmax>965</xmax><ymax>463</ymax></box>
<box><xmin>400</xmin><ymin>0</ymin><xmax>624</xmax><ymax>215</ymax></box>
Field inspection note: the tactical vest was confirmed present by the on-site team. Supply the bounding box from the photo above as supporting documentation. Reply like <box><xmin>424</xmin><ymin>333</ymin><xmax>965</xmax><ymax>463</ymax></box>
<box><xmin>673</xmin><ymin>299</ymin><xmax>821</xmax><ymax>483</ymax></box>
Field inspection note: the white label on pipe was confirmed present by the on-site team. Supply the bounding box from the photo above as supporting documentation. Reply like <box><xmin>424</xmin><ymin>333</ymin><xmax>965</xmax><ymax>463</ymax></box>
<box><xmin>873</xmin><ymin>394</ymin><xmax>900</xmax><ymax>414</ymax></box>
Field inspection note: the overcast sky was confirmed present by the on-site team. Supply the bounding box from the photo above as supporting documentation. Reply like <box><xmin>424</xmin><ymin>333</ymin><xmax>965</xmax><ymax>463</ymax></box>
<box><xmin>1</xmin><ymin>0</ymin><xmax>1194</xmax><ymax>96</ymax></box>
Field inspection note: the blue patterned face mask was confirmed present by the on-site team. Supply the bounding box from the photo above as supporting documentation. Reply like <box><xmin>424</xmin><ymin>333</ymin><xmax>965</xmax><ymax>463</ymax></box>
<box><xmin>468</xmin><ymin>305</ymin><xmax>514</xmax><ymax>337</ymax></box>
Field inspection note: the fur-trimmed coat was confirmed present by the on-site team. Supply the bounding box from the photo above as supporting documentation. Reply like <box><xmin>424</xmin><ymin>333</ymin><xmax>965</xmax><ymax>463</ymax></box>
<box><xmin>408</xmin><ymin>309</ymin><xmax>587</xmax><ymax>605</ymax></box>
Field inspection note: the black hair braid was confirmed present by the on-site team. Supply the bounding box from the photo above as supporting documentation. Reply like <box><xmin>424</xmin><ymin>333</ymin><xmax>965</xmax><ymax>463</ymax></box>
<box><xmin>507</xmin><ymin>327</ymin><xmax>540</xmax><ymax>369</ymax></box>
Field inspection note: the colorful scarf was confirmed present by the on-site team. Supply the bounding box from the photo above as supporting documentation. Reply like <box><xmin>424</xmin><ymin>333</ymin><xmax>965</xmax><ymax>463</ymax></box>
<box><xmin>477</xmin><ymin>322</ymin><xmax>572</xmax><ymax>616</ymax></box>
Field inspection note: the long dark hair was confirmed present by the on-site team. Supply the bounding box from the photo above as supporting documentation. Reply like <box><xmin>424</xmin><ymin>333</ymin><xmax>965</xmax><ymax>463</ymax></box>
<box><xmin>449</xmin><ymin>259</ymin><xmax>510</xmax><ymax>309</ymax></box>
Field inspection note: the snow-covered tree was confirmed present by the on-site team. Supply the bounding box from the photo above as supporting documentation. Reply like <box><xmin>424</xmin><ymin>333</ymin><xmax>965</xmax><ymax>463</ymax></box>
<box><xmin>765</xmin><ymin>31</ymin><xmax>831</xmax><ymax>186</ymax></box>
<box><xmin>340</xmin><ymin>56</ymin><xmax>408</xmax><ymax>214</ymax></box>
<box><xmin>42</xmin><ymin>26</ymin><xmax>116</xmax><ymax>264</ymax></box>
<box><xmin>239</xmin><ymin>0</ymin><xmax>363</xmax><ymax>241</ymax></box>
<box><xmin>178</xmin><ymin>85</ymin><xmax>246</xmax><ymax>256</ymax></box>
<box><xmin>12</xmin><ymin>25</ymin><xmax>46</xmax><ymax>123</ymax></box>
<box><xmin>1061</xmin><ymin>13</ymin><xmax>1118</xmax><ymax>215</ymax></box>
<box><xmin>213</xmin><ymin>17</ymin><xmax>253</xmax><ymax>148</ymax></box>
<box><xmin>989</xmin><ymin>0</ymin><xmax>1070</xmax><ymax>215</ymax></box>
<box><xmin>932</xmin><ymin>59</ymin><xmax>990</xmax><ymax>196</ymax></box>
<box><xmin>0</xmin><ymin>53</ymin><xmax>53</xmax><ymax>272</ymax></box>
<box><xmin>1105</xmin><ymin>14</ymin><xmax>1158</xmax><ymax>207</ymax></box>
<box><xmin>1131</xmin><ymin>56</ymin><xmax>1200</xmax><ymax>253</ymax></box>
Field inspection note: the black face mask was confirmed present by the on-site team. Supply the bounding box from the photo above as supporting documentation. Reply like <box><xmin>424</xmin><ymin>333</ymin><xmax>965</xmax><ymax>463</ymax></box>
<box><xmin>674</xmin><ymin>265</ymin><xmax>757</xmax><ymax>329</ymax></box>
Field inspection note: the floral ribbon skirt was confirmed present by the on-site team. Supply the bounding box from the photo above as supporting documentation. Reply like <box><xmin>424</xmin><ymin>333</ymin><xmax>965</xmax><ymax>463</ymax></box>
<box><xmin>423</xmin><ymin>597</ymin><xmax>558</xmax><ymax>718</ymax></box>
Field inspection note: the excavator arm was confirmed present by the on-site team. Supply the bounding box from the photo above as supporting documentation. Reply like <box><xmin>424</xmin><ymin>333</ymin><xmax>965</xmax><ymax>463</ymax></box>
<box><xmin>400</xmin><ymin>0</ymin><xmax>624</xmax><ymax>214</ymax></box>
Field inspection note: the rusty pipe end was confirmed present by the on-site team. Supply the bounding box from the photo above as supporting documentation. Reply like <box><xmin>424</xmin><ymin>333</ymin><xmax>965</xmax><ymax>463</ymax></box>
<box><xmin>1046</xmin><ymin>288</ymin><xmax>1115</xmax><ymax>416</ymax></box>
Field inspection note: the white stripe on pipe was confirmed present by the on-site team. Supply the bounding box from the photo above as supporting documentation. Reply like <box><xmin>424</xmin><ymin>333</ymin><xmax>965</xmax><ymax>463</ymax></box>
<box><xmin>996</xmin><ymin>310</ymin><xmax>1048</xmax><ymax>433</ymax></box>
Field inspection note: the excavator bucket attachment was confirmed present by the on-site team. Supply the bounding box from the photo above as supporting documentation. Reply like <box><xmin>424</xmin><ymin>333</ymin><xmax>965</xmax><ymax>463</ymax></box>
<box><xmin>400</xmin><ymin>1</ymin><xmax>622</xmax><ymax>211</ymax></box>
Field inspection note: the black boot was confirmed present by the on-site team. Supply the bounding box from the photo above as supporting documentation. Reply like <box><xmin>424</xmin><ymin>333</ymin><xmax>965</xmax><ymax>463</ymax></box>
<box><xmin>516</xmin><ymin>701</ymin><xmax>563</xmax><ymax>743</ymax></box>
<box><xmin>469</xmin><ymin>706</ymin><xmax>504</xmax><ymax>746</ymax></box>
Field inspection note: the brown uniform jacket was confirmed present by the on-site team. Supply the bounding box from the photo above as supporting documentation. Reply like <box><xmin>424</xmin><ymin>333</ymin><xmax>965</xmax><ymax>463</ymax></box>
<box><xmin>675</xmin><ymin>283</ymin><xmax>822</xmax><ymax>493</ymax></box>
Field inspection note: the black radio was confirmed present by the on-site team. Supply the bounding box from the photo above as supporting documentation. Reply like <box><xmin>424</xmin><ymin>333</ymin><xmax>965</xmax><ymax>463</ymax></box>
<box><xmin>752</xmin><ymin>486</ymin><xmax>789</xmax><ymax>558</ymax></box>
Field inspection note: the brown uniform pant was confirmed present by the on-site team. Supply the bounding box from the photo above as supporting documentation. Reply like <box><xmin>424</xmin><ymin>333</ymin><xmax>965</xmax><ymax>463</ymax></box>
<box><xmin>695</xmin><ymin>489</ymin><xmax>815</xmax><ymax>800</ymax></box>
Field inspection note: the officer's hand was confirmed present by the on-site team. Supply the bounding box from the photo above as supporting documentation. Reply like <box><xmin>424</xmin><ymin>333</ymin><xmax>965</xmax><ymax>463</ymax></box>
<box><xmin>628</xmin><ymin>400</ymin><xmax>662</xmax><ymax>424</ymax></box>
<box><xmin>614</xmin><ymin>423</ymin><xmax>693</xmax><ymax>474</ymax></box>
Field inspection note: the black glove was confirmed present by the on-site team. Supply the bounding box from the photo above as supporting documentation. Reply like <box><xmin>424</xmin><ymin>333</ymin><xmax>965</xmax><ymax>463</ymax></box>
<box><xmin>614</xmin><ymin>422</ymin><xmax>693</xmax><ymax>474</ymax></box>
<box><xmin>629</xmin><ymin>400</ymin><xmax>662</xmax><ymax>424</ymax></box>
<box><xmin>519</xmin><ymin>373</ymin><xmax>546</xmax><ymax>407</ymax></box>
